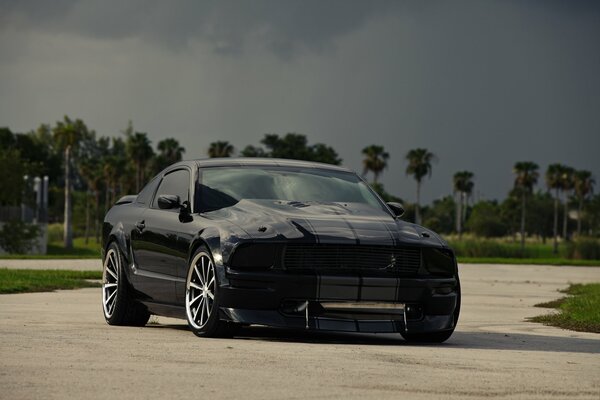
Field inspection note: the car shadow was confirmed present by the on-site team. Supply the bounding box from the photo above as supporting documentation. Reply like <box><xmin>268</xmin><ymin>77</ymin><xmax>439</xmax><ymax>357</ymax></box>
<box><xmin>232</xmin><ymin>326</ymin><xmax>600</xmax><ymax>354</ymax></box>
<box><xmin>145</xmin><ymin>323</ymin><xmax>600</xmax><ymax>354</ymax></box>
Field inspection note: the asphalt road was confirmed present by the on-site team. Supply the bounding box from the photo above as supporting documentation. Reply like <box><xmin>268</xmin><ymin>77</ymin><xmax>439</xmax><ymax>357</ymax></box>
<box><xmin>1</xmin><ymin>263</ymin><xmax>599</xmax><ymax>399</ymax></box>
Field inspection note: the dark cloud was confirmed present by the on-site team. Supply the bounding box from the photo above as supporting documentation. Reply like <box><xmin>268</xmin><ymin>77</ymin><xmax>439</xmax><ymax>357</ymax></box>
<box><xmin>0</xmin><ymin>0</ymin><xmax>399</xmax><ymax>58</ymax></box>
<box><xmin>0</xmin><ymin>0</ymin><xmax>599</xmax><ymax>203</ymax></box>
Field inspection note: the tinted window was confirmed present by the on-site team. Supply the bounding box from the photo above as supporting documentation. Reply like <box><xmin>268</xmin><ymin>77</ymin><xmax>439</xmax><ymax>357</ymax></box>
<box><xmin>198</xmin><ymin>167</ymin><xmax>383</xmax><ymax>211</ymax></box>
<box><xmin>152</xmin><ymin>169</ymin><xmax>190</xmax><ymax>209</ymax></box>
<box><xmin>136</xmin><ymin>176</ymin><xmax>160</xmax><ymax>205</ymax></box>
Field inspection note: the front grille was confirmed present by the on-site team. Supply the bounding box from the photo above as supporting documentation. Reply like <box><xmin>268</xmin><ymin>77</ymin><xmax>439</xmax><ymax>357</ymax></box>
<box><xmin>283</xmin><ymin>244</ymin><xmax>421</xmax><ymax>275</ymax></box>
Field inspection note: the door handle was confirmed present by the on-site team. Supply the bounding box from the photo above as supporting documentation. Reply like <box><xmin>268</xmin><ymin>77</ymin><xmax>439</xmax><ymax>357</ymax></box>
<box><xmin>136</xmin><ymin>220</ymin><xmax>145</xmax><ymax>230</ymax></box>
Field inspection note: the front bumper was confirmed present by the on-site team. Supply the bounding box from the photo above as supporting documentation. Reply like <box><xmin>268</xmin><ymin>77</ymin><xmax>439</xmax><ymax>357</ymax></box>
<box><xmin>219</xmin><ymin>269</ymin><xmax>459</xmax><ymax>333</ymax></box>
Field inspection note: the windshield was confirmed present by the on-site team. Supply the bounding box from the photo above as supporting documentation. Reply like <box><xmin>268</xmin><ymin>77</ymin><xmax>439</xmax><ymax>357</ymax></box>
<box><xmin>197</xmin><ymin>166</ymin><xmax>385</xmax><ymax>212</ymax></box>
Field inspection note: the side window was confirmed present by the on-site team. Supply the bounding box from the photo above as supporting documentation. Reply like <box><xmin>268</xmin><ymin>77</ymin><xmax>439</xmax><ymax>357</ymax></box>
<box><xmin>152</xmin><ymin>169</ymin><xmax>190</xmax><ymax>209</ymax></box>
<box><xmin>136</xmin><ymin>176</ymin><xmax>160</xmax><ymax>206</ymax></box>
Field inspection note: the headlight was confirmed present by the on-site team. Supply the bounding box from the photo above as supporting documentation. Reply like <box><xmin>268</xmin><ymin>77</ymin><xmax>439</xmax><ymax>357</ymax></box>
<box><xmin>421</xmin><ymin>247</ymin><xmax>456</xmax><ymax>277</ymax></box>
<box><xmin>228</xmin><ymin>243</ymin><xmax>280</xmax><ymax>270</ymax></box>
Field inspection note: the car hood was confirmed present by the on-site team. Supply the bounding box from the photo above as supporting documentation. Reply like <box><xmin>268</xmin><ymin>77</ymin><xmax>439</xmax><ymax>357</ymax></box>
<box><xmin>205</xmin><ymin>199</ymin><xmax>446</xmax><ymax>248</ymax></box>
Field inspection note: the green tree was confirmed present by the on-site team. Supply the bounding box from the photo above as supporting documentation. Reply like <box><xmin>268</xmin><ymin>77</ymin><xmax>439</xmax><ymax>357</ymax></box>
<box><xmin>310</xmin><ymin>143</ymin><xmax>342</xmax><ymax>165</ymax></box>
<box><xmin>546</xmin><ymin>163</ymin><xmax>564</xmax><ymax>253</ymax></box>
<box><xmin>53</xmin><ymin>116</ymin><xmax>91</xmax><ymax>249</ymax></box>
<box><xmin>361</xmin><ymin>145</ymin><xmax>389</xmax><ymax>183</ymax></box>
<box><xmin>513</xmin><ymin>161</ymin><xmax>539</xmax><ymax>252</ymax></box>
<box><xmin>500</xmin><ymin>190</ymin><xmax>521</xmax><ymax>240</ymax></box>
<box><xmin>0</xmin><ymin>148</ymin><xmax>25</xmax><ymax>206</ymax></box>
<box><xmin>240</xmin><ymin>145</ymin><xmax>266</xmax><ymax>157</ymax></box>
<box><xmin>79</xmin><ymin>136</ymin><xmax>110</xmax><ymax>243</ymax></box>
<box><xmin>155</xmin><ymin>138</ymin><xmax>185</xmax><ymax>172</ymax></box>
<box><xmin>452</xmin><ymin>171</ymin><xmax>474</xmax><ymax>237</ymax></box>
<box><xmin>369</xmin><ymin>182</ymin><xmax>404</xmax><ymax>204</ymax></box>
<box><xmin>587</xmin><ymin>194</ymin><xmax>600</xmax><ymax>235</ymax></box>
<box><xmin>124</xmin><ymin>124</ymin><xmax>154</xmax><ymax>192</ymax></box>
<box><xmin>573</xmin><ymin>170</ymin><xmax>595</xmax><ymax>236</ymax></box>
<box><xmin>527</xmin><ymin>191</ymin><xmax>555</xmax><ymax>242</ymax></box>
<box><xmin>208</xmin><ymin>141</ymin><xmax>235</xmax><ymax>158</ymax></box>
<box><xmin>242</xmin><ymin>133</ymin><xmax>341</xmax><ymax>165</ymax></box>
<box><xmin>560</xmin><ymin>166</ymin><xmax>575</xmax><ymax>240</ymax></box>
<box><xmin>423</xmin><ymin>196</ymin><xmax>456</xmax><ymax>234</ymax></box>
<box><xmin>465</xmin><ymin>201</ymin><xmax>508</xmax><ymax>238</ymax></box>
<box><xmin>405</xmin><ymin>148</ymin><xmax>436</xmax><ymax>225</ymax></box>
<box><xmin>103</xmin><ymin>138</ymin><xmax>129</xmax><ymax>209</ymax></box>
<box><xmin>0</xmin><ymin>127</ymin><xmax>15</xmax><ymax>149</ymax></box>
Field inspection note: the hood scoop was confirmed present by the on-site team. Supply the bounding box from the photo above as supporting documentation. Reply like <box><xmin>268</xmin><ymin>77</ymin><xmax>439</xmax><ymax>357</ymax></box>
<box><xmin>284</xmin><ymin>201</ymin><xmax>312</xmax><ymax>208</ymax></box>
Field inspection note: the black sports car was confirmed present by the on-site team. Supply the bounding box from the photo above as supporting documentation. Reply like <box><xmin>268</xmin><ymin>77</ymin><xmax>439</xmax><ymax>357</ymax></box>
<box><xmin>102</xmin><ymin>158</ymin><xmax>460</xmax><ymax>342</ymax></box>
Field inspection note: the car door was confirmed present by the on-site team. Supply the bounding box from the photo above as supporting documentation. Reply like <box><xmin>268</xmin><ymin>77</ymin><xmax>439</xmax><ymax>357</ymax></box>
<box><xmin>132</xmin><ymin>168</ymin><xmax>191</xmax><ymax>304</ymax></box>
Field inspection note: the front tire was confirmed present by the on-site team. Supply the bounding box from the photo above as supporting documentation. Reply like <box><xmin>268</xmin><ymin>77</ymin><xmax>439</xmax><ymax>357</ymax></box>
<box><xmin>102</xmin><ymin>242</ymin><xmax>150</xmax><ymax>326</ymax></box>
<box><xmin>185</xmin><ymin>247</ymin><xmax>237</xmax><ymax>337</ymax></box>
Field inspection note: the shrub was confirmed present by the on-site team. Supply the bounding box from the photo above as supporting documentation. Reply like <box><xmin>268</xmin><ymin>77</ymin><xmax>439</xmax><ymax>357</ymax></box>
<box><xmin>47</xmin><ymin>223</ymin><xmax>63</xmax><ymax>243</ymax></box>
<box><xmin>564</xmin><ymin>237</ymin><xmax>600</xmax><ymax>260</ymax></box>
<box><xmin>447</xmin><ymin>239</ymin><xmax>553</xmax><ymax>258</ymax></box>
<box><xmin>0</xmin><ymin>220</ymin><xmax>41</xmax><ymax>254</ymax></box>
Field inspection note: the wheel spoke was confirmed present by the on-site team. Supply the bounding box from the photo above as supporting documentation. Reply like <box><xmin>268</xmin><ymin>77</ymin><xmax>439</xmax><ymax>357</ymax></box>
<box><xmin>206</xmin><ymin>290</ymin><xmax>214</xmax><ymax>300</ymax></box>
<box><xmin>193</xmin><ymin>297</ymin><xmax>203</xmax><ymax>321</ymax></box>
<box><xmin>204</xmin><ymin>295</ymin><xmax>211</xmax><ymax>318</ymax></box>
<box><xmin>106</xmin><ymin>265</ymin><xmax>118</xmax><ymax>281</ymax></box>
<box><xmin>104</xmin><ymin>283</ymin><xmax>117</xmax><ymax>288</ymax></box>
<box><xmin>200</xmin><ymin>299</ymin><xmax>206</xmax><ymax>324</ymax></box>
<box><xmin>194</xmin><ymin>265</ymin><xmax>203</xmax><ymax>285</ymax></box>
<box><xmin>207</xmin><ymin>261</ymin><xmax>214</xmax><ymax>282</ymax></box>
<box><xmin>109</xmin><ymin>252</ymin><xmax>118</xmax><ymax>271</ymax></box>
<box><xmin>189</xmin><ymin>294</ymin><xmax>202</xmax><ymax>306</ymax></box>
<box><xmin>104</xmin><ymin>289</ymin><xmax>117</xmax><ymax>305</ymax></box>
<box><xmin>109</xmin><ymin>296</ymin><xmax>116</xmax><ymax>314</ymax></box>
<box><xmin>189</xmin><ymin>282</ymin><xmax>202</xmax><ymax>290</ymax></box>
<box><xmin>201</xmin><ymin>257</ymin><xmax>206</xmax><ymax>283</ymax></box>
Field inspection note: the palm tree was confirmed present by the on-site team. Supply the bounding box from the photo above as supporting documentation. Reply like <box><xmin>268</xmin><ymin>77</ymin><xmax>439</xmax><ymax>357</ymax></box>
<box><xmin>125</xmin><ymin>132</ymin><xmax>154</xmax><ymax>192</ymax></box>
<box><xmin>361</xmin><ymin>145</ymin><xmax>389</xmax><ymax>183</ymax></box>
<box><xmin>573</xmin><ymin>170</ymin><xmax>595</xmax><ymax>236</ymax></box>
<box><xmin>453</xmin><ymin>171</ymin><xmax>474</xmax><ymax>237</ymax></box>
<box><xmin>560</xmin><ymin>166</ymin><xmax>575</xmax><ymax>240</ymax></box>
<box><xmin>155</xmin><ymin>138</ymin><xmax>185</xmax><ymax>172</ymax></box>
<box><xmin>405</xmin><ymin>148</ymin><xmax>436</xmax><ymax>225</ymax></box>
<box><xmin>103</xmin><ymin>138</ymin><xmax>128</xmax><ymax>209</ymax></box>
<box><xmin>79</xmin><ymin>160</ymin><xmax>103</xmax><ymax>243</ymax></box>
<box><xmin>52</xmin><ymin>116</ymin><xmax>89</xmax><ymax>249</ymax></box>
<box><xmin>158</xmin><ymin>138</ymin><xmax>185</xmax><ymax>162</ymax></box>
<box><xmin>546</xmin><ymin>164</ymin><xmax>564</xmax><ymax>254</ymax></box>
<box><xmin>208</xmin><ymin>141</ymin><xmax>235</xmax><ymax>158</ymax></box>
<box><xmin>513</xmin><ymin>161</ymin><xmax>539</xmax><ymax>252</ymax></box>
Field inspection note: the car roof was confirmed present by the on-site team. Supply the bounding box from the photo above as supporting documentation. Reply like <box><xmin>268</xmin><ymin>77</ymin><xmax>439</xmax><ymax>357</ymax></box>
<box><xmin>188</xmin><ymin>158</ymin><xmax>354</xmax><ymax>173</ymax></box>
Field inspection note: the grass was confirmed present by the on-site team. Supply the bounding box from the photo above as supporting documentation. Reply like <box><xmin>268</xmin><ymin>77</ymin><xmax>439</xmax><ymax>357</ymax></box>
<box><xmin>0</xmin><ymin>237</ymin><xmax>101</xmax><ymax>259</ymax></box>
<box><xmin>447</xmin><ymin>238</ymin><xmax>557</xmax><ymax>258</ymax></box>
<box><xmin>530</xmin><ymin>283</ymin><xmax>600</xmax><ymax>333</ymax></box>
<box><xmin>458</xmin><ymin>257</ymin><xmax>600</xmax><ymax>267</ymax></box>
<box><xmin>448</xmin><ymin>236</ymin><xmax>600</xmax><ymax>267</ymax></box>
<box><xmin>0</xmin><ymin>268</ymin><xmax>102</xmax><ymax>294</ymax></box>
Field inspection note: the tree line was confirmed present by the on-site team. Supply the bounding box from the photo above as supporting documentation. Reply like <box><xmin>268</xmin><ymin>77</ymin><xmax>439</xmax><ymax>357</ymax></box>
<box><xmin>0</xmin><ymin>117</ymin><xmax>597</xmax><ymax>254</ymax></box>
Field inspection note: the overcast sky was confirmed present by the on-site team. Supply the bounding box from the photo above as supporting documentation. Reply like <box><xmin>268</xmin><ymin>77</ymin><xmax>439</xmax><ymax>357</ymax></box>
<box><xmin>1</xmin><ymin>0</ymin><xmax>598</xmax><ymax>203</ymax></box>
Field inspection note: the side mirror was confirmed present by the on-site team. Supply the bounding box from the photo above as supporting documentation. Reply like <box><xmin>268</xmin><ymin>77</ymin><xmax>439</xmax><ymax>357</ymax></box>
<box><xmin>157</xmin><ymin>194</ymin><xmax>181</xmax><ymax>210</ymax></box>
<box><xmin>386</xmin><ymin>202</ymin><xmax>405</xmax><ymax>218</ymax></box>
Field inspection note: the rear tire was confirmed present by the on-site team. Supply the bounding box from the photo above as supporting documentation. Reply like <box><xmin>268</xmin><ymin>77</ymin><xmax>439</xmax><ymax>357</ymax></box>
<box><xmin>102</xmin><ymin>242</ymin><xmax>150</xmax><ymax>327</ymax></box>
<box><xmin>185</xmin><ymin>246</ymin><xmax>238</xmax><ymax>338</ymax></box>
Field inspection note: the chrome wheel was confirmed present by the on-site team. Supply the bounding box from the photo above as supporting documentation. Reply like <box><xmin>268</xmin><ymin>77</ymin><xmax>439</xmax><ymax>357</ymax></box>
<box><xmin>102</xmin><ymin>248</ymin><xmax>119</xmax><ymax>318</ymax></box>
<box><xmin>186</xmin><ymin>252</ymin><xmax>216</xmax><ymax>330</ymax></box>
